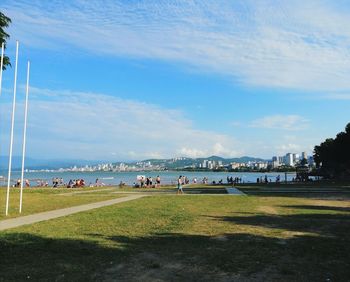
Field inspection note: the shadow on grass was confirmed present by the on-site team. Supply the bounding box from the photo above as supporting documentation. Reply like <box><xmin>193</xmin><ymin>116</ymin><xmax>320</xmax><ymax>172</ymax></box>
<box><xmin>281</xmin><ymin>205</ymin><xmax>350</xmax><ymax>212</ymax></box>
<box><xmin>212</xmin><ymin>211</ymin><xmax>350</xmax><ymax>237</ymax></box>
<box><xmin>238</xmin><ymin>181</ymin><xmax>350</xmax><ymax>188</ymax></box>
<box><xmin>236</xmin><ymin>182</ymin><xmax>350</xmax><ymax>198</ymax></box>
<box><xmin>1</xmin><ymin>221</ymin><xmax>350</xmax><ymax>281</ymax></box>
<box><xmin>237</xmin><ymin>189</ymin><xmax>350</xmax><ymax>199</ymax></box>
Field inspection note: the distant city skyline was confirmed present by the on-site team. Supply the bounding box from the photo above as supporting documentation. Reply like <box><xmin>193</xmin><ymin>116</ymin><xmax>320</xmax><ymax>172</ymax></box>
<box><xmin>0</xmin><ymin>1</ymin><xmax>349</xmax><ymax>161</ymax></box>
<box><xmin>0</xmin><ymin>151</ymin><xmax>312</xmax><ymax>172</ymax></box>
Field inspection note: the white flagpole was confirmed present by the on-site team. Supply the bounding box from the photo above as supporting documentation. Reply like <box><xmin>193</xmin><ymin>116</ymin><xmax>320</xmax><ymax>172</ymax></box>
<box><xmin>0</xmin><ymin>43</ymin><xmax>3</xmax><ymax>180</ymax></box>
<box><xmin>0</xmin><ymin>42</ymin><xmax>4</xmax><ymax>96</ymax></box>
<box><xmin>5</xmin><ymin>40</ymin><xmax>19</xmax><ymax>216</ymax></box>
<box><xmin>19</xmin><ymin>61</ymin><xmax>30</xmax><ymax>213</ymax></box>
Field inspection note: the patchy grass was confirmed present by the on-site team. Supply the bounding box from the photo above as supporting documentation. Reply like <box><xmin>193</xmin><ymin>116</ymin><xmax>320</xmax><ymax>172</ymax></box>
<box><xmin>236</xmin><ymin>181</ymin><xmax>350</xmax><ymax>200</ymax></box>
<box><xmin>1</xmin><ymin>193</ymin><xmax>349</xmax><ymax>281</ymax></box>
<box><xmin>237</xmin><ymin>180</ymin><xmax>350</xmax><ymax>189</ymax></box>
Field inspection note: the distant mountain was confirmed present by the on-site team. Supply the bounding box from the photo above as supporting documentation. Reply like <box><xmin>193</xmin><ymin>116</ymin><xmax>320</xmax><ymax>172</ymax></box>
<box><xmin>0</xmin><ymin>156</ymin><xmax>45</xmax><ymax>170</ymax></box>
<box><xmin>139</xmin><ymin>156</ymin><xmax>267</xmax><ymax>169</ymax></box>
<box><xmin>198</xmin><ymin>155</ymin><xmax>265</xmax><ymax>163</ymax></box>
<box><xmin>0</xmin><ymin>156</ymin><xmax>103</xmax><ymax>170</ymax></box>
<box><xmin>0</xmin><ymin>155</ymin><xmax>267</xmax><ymax>171</ymax></box>
<box><xmin>227</xmin><ymin>156</ymin><xmax>266</xmax><ymax>163</ymax></box>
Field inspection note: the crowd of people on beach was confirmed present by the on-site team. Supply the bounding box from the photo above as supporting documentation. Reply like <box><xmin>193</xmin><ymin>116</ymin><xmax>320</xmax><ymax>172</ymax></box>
<box><xmin>35</xmin><ymin>178</ymin><xmax>87</xmax><ymax>188</ymax></box>
<box><xmin>11</xmin><ymin>173</ymin><xmax>301</xmax><ymax>190</ymax></box>
<box><xmin>131</xmin><ymin>175</ymin><xmax>246</xmax><ymax>188</ymax></box>
<box><xmin>66</xmin><ymin>179</ymin><xmax>85</xmax><ymax>188</ymax></box>
<box><xmin>10</xmin><ymin>176</ymin><xmax>106</xmax><ymax>189</ymax></box>
<box><xmin>50</xmin><ymin>177</ymin><xmax>107</xmax><ymax>188</ymax></box>
<box><xmin>34</xmin><ymin>178</ymin><xmax>93</xmax><ymax>188</ymax></box>
<box><xmin>13</xmin><ymin>179</ymin><xmax>30</xmax><ymax>187</ymax></box>
<box><xmin>133</xmin><ymin>175</ymin><xmax>161</xmax><ymax>188</ymax></box>
<box><xmin>132</xmin><ymin>175</ymin><xmax>211</xmax><ymax>188</ymax></box>
<box><xmin>256</xmin><ymin>175</ymin><xmax>281</xmax><ymax>183</ymax></box>
<box><xmin>227</xmin><ymin>176</ymin><xmax>242</xmax><ymax>184</ymax></box>
<box><xmin>52</xmin><ymin>177</ymin><xmax>64</xmax><ymax>187</ymax></box>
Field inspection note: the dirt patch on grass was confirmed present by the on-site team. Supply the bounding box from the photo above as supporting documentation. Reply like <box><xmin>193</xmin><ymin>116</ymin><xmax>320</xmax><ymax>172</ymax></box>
<box><xmin>307</xmin><ymin>200</ymin><xmax>350</xmax><ymax>207</ymax></box>
<box><xmin>257</xmin><ymin>206</ymin><xmax>278</xmax><ymax>215</ymax></box>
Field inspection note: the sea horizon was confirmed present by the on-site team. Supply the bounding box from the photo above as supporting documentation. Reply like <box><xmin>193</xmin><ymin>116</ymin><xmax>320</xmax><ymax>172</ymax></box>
<box><xmin>0</xmin><ymin>170</ymin><xmax>297</xmax><ymax>187</ymax></box>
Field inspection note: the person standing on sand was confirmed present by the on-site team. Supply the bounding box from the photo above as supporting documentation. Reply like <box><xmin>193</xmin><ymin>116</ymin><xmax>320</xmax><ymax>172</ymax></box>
<box><xmin>177</xmin><ymin>175</ymin><xmax>184</xmax><ymax>194</ymax></box>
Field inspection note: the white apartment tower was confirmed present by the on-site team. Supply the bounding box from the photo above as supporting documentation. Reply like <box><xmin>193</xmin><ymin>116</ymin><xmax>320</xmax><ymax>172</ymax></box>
<box><xmin>293</xmin><ymin>153</ymin><xmax>300</xmax><ymax>163</ymax></box>
<box><xmin>285</xmin><ymin>153</ymin><xmax>294</xmax><ymax>166</ymax></box>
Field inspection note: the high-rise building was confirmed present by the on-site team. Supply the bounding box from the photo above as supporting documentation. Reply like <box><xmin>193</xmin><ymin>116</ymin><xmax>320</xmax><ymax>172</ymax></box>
<box><xmin>272</xmin><ymin>156</ymin><xmax>280</xmax><ymax>168</ymax></box>
<box><xmin>301</xmin><ymin>152</ymin><xmax>307</xmax><ymax>160</ymax></box>
<box><xmin>293</xmin><ymin>153</ymin><xmax>300</xmax><ymax>163</ymax></box>
<box><xmin>202</xmin><ymin>160</ymin><xmax>208</xmax><ymax>168</ymax></box>
<box><xmin>285</xmin><ymin>153</ymin><xmax>294</xmax><ymax>166</ymax></box>
<box><xmin>278</xmin><ymin>156</ymin><xmax>284</xmax><ymax>165</ymax></box>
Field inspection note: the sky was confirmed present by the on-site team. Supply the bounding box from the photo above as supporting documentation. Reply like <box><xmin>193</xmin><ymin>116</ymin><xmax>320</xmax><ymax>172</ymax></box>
<box><xmin>0</xmin><ymin>0</ymin><xmax>349</xmax><ymax>161</ymax></box>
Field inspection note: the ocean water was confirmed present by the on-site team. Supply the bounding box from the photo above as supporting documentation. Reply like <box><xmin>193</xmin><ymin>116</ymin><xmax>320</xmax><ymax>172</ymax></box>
<box><xmin>0</xmin><ymin>170</ymin><xmax>296</xmax><ymax>187</ymax></box>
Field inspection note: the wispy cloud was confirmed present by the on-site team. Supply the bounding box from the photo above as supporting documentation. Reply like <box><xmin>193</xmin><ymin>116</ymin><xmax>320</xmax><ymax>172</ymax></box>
<box><xmin>323</xmin><ymin>93</ymin><xmax>350</xmax><ymax>100</ymax></box>
<box><xmin>249</xmin><ymin>115</ymin><xmax>309</xmax><ymax>130</ymax></box>
<box><xmin>0</xmin><ymin>86</ymin><xmax>241</xmax><ymax>160</ymax></box>
<box><xmin>230</xmin><ymin>121</ymin><xmax>242</xmax><ymax>127</ymax></box>
<box><xmin>179</xmin><ymin>142</ymin><xmax>241</xmax><ymax>159</ymax></box>
<box><xmin>275</xmin><ymin>143</ymin><xmax>302</xmax><ymax>155</ymax></box>
<box><xmin>2</xmin><ymin>0</ymin><xmax>350</xmax><ymax>94</ymax></box>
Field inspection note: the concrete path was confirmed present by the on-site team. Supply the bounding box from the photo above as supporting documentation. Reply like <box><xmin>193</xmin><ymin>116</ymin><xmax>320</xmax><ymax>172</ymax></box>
<box><xmin>226</xmin><ymin>187</ymin><xmax>245</xmax><ymax>195</ymax></box>
<box><xmin>0</xmin><ymin>194</ymin><xmax>146</xmax><ymax>231</ymax></box>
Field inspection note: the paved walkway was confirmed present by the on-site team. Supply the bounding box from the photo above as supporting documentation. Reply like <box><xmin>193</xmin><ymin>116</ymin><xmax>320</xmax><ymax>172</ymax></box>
<box><xmin>225</xmin><ymin>187</ymin><xmax>245</xmax><ymax>195</ymax></box>
<box><xmin>0</xmin><ymin>194</ymin><xmax>146</xmax><ymax>231</ymax></box>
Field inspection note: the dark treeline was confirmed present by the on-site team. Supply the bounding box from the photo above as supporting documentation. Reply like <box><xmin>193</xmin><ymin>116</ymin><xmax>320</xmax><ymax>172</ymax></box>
<box><xmin>0</xmin><ymin>11</ymin><xmax>12</xmax><ymax>69</ymax></box>
<box><xmin>314</xmin><ymin>123</ymin><xmax>350</xmax><ymax>179</ymax></box>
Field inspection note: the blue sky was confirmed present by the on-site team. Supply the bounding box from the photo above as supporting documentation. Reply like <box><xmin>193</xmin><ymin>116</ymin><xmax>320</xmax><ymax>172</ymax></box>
<box><xmin>0</xmin><ymin>0</ymin><xmax>349</xmax><ymax>161</ymax></box>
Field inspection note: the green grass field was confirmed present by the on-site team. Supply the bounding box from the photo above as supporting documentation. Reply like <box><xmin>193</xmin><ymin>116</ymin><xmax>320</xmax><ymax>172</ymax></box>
<box><xmin>0</xmin><ymin>185</ymin><xmax>350</xmax><ymax>281</ymax></box>
<box><xmin>0</xmin><ymin>187</ymin><xmax>126</xmax><ymax>220</ymax></box>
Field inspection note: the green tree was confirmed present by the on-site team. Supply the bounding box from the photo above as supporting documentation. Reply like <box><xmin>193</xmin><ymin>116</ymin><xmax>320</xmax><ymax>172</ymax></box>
<box><xmin>313</xmin><ymin>122</ymin><xmax>350</xmax><ymax>179</ymax></box>
<box><xmin>0</xmin><ymin>11</ymin><xmax>11</xmax><ymax>69</ymax></box>
<box><xmin>299</xmin><ymin>158</ymin><xmax>308</xmax><ymax>166</ymax></box>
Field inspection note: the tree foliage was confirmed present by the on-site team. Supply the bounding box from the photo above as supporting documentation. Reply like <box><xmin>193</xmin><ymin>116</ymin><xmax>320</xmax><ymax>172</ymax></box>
<box><xmin>314</xmin><ymin>122</ymin><xmax>350</xmax><ymax>179</ymax></box>
<box><xmin>0</xmin><ymin>11</ymin><xmax>11</xmax><ymax>69</ymax></box>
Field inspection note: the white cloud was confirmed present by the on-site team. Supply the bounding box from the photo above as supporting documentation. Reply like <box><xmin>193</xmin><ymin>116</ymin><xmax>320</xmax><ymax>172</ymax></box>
<box><xmin>324</xmin><ymin>93</ymin><xmax>350</xmax><ymax>100</ymax></box>
<box><xmin>276</xmin><ymin>143</ymin><xmax>302</xmax><ymax>154</ymax></box>
<box><xmin>250</xmin><ymin>115</ymin><xmax>309</xmax><ymax>130</ymax></box>
<box><xmin>230</xmin><ymin>121</ymin><xmax>242</xmax><ymax>127</ymax></box>
<box><xmin>0</xmin><ymin>86</ymin><xmax>241</xmax><ymax>160</ymax></box>
<box><xmin>274</xmin><ymin>142</ymin><xmax>315</xmax><ymax>156</ymax></box>
<box><xmin>178</xmin><ymin>142</ymin><xmax>241</xmax><ymax>158</ymax></box>
<box><xmin>2</xmin><ymin>0</ymin><xmax>350</xmax><ymax>94</ymax></box>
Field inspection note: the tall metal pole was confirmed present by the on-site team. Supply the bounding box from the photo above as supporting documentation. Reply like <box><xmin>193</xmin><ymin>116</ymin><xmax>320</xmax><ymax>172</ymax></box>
<box><xmin>5</xmin><ymin>41</ymin><xmax>19</xmax><ymax>216</ymax></box>
<box><xmin>0</xmin><ymin>42</ymin><xmax>4</xmax><ymax>96</ymax></box>
<box><xmin>0</xmin><ymin>43</ymin><xmax>3</xmax><ymax>183</ymax></box>
<box><xmin>19</xmin><ymin>61</ymin><xmax>30</xmax><ymax>213</ymax></box>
